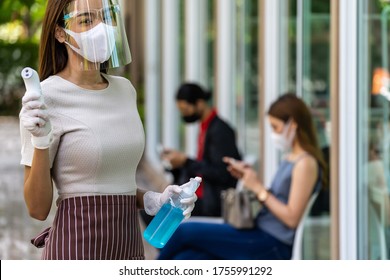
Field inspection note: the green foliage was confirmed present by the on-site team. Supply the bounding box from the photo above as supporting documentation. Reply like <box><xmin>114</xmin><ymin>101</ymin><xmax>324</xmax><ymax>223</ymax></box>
<box><xmin>0</xmin><ymin>41</ymin><xmax>39</xmax><ymax>116</ymax></box>
<box><xmin>0</xmin><ymin>0</ymin><xmax>46</xmax><ymax>40</ymax></box>
<box><xmin>311</xmin><ymin>0</ymin><xmax>330</xmax><ymax>14</ymax></box>
<box><xmin>379</xmin><ymin>0</ymin><xmax>390</xmax><ymax>10</ymax></box>
<box><xmin>0</xmin><ymin>0</ymin><xmax>45</xmax><ymax>115</ymax></box>
<box><xmin>0</xmin><ymin>0</ymin><xmax>45</xmax><ymax>23</ymax></box>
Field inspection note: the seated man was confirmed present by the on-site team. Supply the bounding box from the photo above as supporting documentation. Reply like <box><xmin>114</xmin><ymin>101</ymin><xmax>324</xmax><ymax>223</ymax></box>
<box><xmin>162</xmin><ymin>83</ymin><xmax>241</xmax><ymax>217</ymax></box>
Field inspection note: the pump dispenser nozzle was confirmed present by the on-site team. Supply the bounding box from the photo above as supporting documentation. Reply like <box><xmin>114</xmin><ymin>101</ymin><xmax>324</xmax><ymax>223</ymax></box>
<box><xmin>177</xmin><ymin>176</ymin><xmax>201</xmax><ymax>196</ymax></box>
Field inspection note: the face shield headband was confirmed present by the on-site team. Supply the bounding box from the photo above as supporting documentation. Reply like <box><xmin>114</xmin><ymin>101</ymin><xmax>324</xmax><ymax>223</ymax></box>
<box><xmin>62</xmin><ymin>0</ymin><xmax>132</xmax><ymax>71</ymax></box>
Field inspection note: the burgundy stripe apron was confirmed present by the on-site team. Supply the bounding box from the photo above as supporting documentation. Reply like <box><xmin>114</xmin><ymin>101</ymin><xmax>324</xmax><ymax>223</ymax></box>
<box><xmin>31</xmin><ymin>195</ymin><xmax>145</xmax><ymax>260</ymax></box>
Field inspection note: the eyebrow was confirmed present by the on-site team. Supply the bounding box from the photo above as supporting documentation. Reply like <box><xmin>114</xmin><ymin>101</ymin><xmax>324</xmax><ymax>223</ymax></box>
<box><xmin>76</xmin><ymin>12</ymin><xmax>93</xmax><ymax>18</ymax></box>
<box><xmin>64</xmin><ymin>11</ymin><xmax>91</xmax><ymax>20</ymax></box>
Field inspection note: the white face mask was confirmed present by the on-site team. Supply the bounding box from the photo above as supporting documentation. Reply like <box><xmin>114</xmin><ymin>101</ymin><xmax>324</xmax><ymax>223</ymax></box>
<box><xmin>63</xmin><ymin>22</ymin><xmax>117</xmax><ymax>63</ymax></box>
<box><xmin>270</xmin><ymin>120</ymin><xmax>296</xmax><ymax>151</ymax></box>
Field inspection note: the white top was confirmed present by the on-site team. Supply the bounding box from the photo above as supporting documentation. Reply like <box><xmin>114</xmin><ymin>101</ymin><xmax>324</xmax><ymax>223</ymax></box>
<box><xmin>20</xmin><ymin>74</ymin><xmax>145</xmax><ymax>202</ymax></box>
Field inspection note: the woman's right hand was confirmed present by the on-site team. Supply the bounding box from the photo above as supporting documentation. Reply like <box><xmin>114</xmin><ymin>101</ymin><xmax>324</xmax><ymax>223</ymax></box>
<box><xmin>19</xmin><ymin>91</ymin><xmax>52</xmax><ymax>149</ymax></box>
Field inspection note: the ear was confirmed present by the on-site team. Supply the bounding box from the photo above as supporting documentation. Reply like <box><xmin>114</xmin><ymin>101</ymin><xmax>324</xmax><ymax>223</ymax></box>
<box><xmin>55</xmin><ymin>25</ymin><xmax>66</xmax><ymax>43</ymax></box>
<box><xmin>196</xmin><ymin>99</ymin><xmax>206</xmax><ymax>109</ymax></box>
<box><xmin>290</xmin><ymin>119</ymin><xmax>298</xmax><ymax>130</ymax></box>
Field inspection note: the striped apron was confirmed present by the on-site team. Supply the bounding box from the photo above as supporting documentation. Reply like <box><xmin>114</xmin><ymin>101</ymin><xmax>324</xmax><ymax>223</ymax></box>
<box><xmin>31</xmin><ymin>195</ymin><xmax>145</xmax><ymax>260</ymax></box>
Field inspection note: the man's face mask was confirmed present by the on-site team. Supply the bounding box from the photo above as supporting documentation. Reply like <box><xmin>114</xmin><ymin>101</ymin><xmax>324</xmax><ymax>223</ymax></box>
<box><xmin>182</xmin><ymin>113</ymin><xmax>201</xmax><ymax>123</ymax></box>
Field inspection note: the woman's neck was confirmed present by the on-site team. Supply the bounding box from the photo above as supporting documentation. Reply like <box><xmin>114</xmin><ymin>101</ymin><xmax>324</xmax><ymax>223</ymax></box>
<box><xmin>291</xmin><ymin>140</ymin><xmax>306</xmax><ymax>156</ymax></box>
<box><xmin>285</xmin><ymin>143</ymin><xmax>306</xmax><ymax>161</ymax></box>
<box><xmin>58</xmin><ymin>63</ymin><xmax>108</xmax><ymax>90</ymax></box>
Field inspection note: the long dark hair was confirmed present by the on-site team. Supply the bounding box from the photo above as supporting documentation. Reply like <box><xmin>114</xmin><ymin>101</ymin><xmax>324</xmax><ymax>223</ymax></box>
<box><xmin>268</xmin><ymin>93</ymin><xmax>328</xmax><ymax>189</ymax></box>
<box><xmin>39</xmin><ymin>0</ymin><xmax>74</xmax><ymax>81</ymax></box>
<box><xmin>175</xmin><ymin>83</ymin><xmax>212</xmax><ymax>105</ymax></box>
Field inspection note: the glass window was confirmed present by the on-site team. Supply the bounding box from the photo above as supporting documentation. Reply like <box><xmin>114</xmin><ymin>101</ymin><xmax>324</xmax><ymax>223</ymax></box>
<box><xmin>205</xmin><ymin>0</ymin><xmax>216</xmax><ymax>90</ymax></box>
<box><xmin>300</xmin><ymin>0</ymin><xmax>331</xmax><ymax>260</ymax></box>
<box><xmin>280</xmin><ymin>0</ymin><xmax>331</xmax><ymax>259</ymax></box>
<box><xmin>234</xmin><ymin>0</ymin><xmax>259</xmax><ymax>158</ymax></box>
<box><xmin>358</xmin><ymin>0</ymin><xmax>390</xmax><ymax>260</ymax></box>
<box><xmin>177</xmin><ymin>0</ymin><xmax>186</xmax><ymax>151</ymax></box>
<box><xmin>176</xmin><ymin>0</ymin><xmax>216</xmax><ymax>152</ymax></box>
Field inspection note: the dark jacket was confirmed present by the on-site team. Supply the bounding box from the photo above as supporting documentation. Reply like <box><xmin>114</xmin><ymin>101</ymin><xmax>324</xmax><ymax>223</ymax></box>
<box><xmin>172</xmin><ymin>115</ymin><xmax>241</xmax><ymax>216</ymax></box>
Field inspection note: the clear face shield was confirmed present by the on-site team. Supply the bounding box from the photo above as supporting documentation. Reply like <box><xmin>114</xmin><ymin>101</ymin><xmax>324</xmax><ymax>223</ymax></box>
<box><xmin>63</xmin><ymin>0</ymin><xmax>131</xmax><ymax>71</ymax></box>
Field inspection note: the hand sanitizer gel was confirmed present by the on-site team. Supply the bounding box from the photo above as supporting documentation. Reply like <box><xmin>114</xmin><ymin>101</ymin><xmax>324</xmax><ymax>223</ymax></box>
<box><xmin>143</xmin><ymin>177</ymin><xmax>202</xmax><ymax>248</ymax></box>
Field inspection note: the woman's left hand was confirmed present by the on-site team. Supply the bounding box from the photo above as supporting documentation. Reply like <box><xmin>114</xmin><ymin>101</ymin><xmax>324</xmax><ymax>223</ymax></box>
<box><xmin>223</xmin><ymin>157</ymin><xmax>265</xmax><ymax>193</ymax></box>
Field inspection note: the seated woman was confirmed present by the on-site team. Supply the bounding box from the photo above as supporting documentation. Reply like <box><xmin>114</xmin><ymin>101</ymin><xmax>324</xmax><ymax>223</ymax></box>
<box><xmin>157</xmin><ymin>93</ymin><xmax>328</xmax><ymax>260</ymax></box>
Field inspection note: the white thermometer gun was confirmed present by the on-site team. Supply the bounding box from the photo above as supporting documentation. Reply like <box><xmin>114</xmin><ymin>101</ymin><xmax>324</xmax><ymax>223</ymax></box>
<box><xmin>21</xmin><ymin>67</ymin><xmax>43</xmax><ymax>101</ymax></box>
<box><xmin>20</xmin><ymin>67</ymin><xmax>52</xmax><ymax>149</ymax></box>
<box><xmin>21</xmin><ymin>67</ymin><xmax>45</xmax><ymax>128</ymax></box>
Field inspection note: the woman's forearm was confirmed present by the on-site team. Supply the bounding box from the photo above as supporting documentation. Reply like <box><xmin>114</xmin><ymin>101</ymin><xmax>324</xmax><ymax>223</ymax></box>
<box><xmin>261</xmin><ymin>193</ymin><xmax>300</xmax><ymax>229</ymax></box>
<box><xmin>23</xmin><ymin>149</ymin><xmax>53</xmax><ymax>221</ymax></box>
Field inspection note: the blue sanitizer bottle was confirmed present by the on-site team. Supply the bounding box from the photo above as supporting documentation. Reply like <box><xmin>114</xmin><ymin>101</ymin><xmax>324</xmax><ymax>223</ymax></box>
<box><xmin>143</xmin><ymin>177</ymin><xmax>202</xmax><ymax>248</ymax></box>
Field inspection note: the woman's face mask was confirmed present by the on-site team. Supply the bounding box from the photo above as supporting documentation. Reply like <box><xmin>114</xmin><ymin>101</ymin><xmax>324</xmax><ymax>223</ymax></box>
<box><xmin>63</xmin><ymin>22</ymin><xmax>117</xmax><ymax>63</ymax></box>
<box><xmin>270</xmin><ymin>119</ymin><xmax>296</xmax><ymax>151</ymax></box>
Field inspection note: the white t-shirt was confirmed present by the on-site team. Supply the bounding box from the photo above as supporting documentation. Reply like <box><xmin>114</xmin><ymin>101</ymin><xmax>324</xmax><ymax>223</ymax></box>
<box><xmin>20</xmin><ymin>74</ymin><xmax>145</xmax><ymax>202</ymax></box>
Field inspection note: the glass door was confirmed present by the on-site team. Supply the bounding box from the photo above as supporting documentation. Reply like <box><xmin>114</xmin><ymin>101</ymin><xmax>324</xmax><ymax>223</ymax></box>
<box><xmin>233</xmin><ymin>0</ymin><xmax>259</xmax><ymax>157</ymax></box>
<box><xmin>279</xmin><ymin>0</ymin><xmax>331</xmax><ymax>259</ymax></box>
<box><xmin>357</xmin><ymin>0</ymin><xmax>390</xmax><ymax>260</ymax></box>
